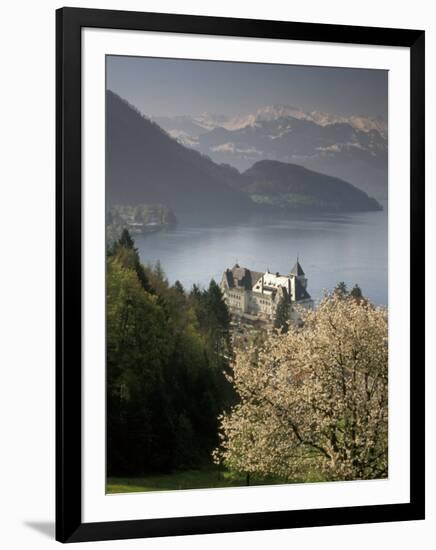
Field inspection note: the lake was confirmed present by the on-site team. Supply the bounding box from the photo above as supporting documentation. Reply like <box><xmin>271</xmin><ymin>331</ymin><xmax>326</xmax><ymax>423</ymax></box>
<box><xmin>136</xmin><ymin>205</ymin><xmax>388</xmax><ymax>306</ymax></box>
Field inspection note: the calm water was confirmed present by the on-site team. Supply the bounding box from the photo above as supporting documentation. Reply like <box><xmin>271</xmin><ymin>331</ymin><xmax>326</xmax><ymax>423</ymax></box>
<box><xmin>136</xmin><ymin>206</ymin><xmax>388</xmax><ymax>306</ymax></box>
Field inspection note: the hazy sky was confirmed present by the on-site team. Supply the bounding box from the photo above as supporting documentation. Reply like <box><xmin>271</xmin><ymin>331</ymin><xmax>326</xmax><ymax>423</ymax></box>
<box><xmin>106</xmin><ymin>55</ymin><xmax>388</xmax><ymax>119</ymax></box>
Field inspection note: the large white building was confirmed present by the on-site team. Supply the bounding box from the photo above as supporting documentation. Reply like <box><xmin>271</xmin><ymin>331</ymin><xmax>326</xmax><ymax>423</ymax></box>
<box><xmin>220</xmin><ymin>260</ymin><xmax>314</xmax><ymax>325</ymax></box>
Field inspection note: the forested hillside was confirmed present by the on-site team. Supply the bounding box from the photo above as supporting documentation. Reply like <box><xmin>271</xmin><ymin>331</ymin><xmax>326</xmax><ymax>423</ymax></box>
<box><xmin>241</xmin><ymin>160</ymin><xmax>382</xmax><ymax>212</ymax></box>
<box><xmin>106</xmin><ymin>91</ymin><xmax>252</xmax><ymax>224</ymax></box>
<box><xmin>107</xmin><ymin>230</ymin><xmax>234</xmax><ymax>475</ymax></box>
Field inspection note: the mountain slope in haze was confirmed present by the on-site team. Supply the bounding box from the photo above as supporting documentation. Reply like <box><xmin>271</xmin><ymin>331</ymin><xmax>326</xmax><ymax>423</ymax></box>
<box><xmin>155</xmin><ymin>104</ymin><xmax>388</xmax><ymax>201</ymax></box>
<box><xmin>106</xmin><ymin>91</ymin><xmax>252</xmax><ymax>223</ymax></box>
<box><xmin>107</xmin><ymin>92</ymin><xmax>382</xmax><ymax>221</ymax></box>
<box><xmin>241</xmin><ymin>160</ymin><xmax>382</xmax><ymax>212</ymax></box>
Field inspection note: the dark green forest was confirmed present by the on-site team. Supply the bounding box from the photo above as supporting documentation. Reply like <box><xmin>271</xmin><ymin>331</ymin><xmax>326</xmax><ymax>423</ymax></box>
<box><xmin>107</xmin><ymin>229</ymin><xmax>234</xmax><ymax>476</ymax></box>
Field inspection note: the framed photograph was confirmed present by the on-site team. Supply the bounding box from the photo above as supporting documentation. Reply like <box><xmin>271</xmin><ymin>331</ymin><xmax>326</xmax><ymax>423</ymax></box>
<box><xmin>56</xmin><ymin>7</ymin><xmax>425</xmax><ymax>543</ymax></box>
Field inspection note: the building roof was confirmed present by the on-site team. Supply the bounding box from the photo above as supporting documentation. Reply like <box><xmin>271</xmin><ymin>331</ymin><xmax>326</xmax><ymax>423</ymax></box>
<box><xmin>290</xmin><ymin>260</ymin><xmax>305</xmax><ymax>277</ymax></box>
<box><xmin>222</xmin><ymin>263</ymin><xmax>311</xmax><ymax>302</ymax></box>
<box><xmin>295</xmin><ymin>278</ymin><xmax>311</xmax><ymax>300</ymax></box>
<box><xmin>223</xmin><ymin>270</ymin><xmax>235</xmax><ymax>288</ymax></box>
<box><xmin>224</xmin><ymin>265</ymin><xmax>263</xmax><ymax>291</ymax></box>
<box><xmin>262</xmin><ymin>272</ymin><xmax>291</xmax><ymax>291</ymax></box>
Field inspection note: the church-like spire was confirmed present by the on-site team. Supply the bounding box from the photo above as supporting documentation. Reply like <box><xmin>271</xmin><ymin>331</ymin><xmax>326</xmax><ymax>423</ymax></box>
<box><xmin>290</xmin><ymin>259</ymin><xmax>305</xmax><ymax>277</ymax></box>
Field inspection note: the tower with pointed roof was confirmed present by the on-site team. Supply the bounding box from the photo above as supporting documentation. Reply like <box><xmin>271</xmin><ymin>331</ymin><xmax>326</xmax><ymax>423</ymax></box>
<box><xmin>290</xmin><ymin>259</ymin><xmax>308</xmax><ymax>290</ymax></box>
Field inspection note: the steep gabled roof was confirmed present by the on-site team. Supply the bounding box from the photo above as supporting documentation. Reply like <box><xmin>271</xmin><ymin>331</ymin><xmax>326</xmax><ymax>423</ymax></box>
<box><xmin>249</xmin><ymin>271</ymin><xmax>264</xmax><ymax>288</ymax></box>
<box><xmin>225</xmin><ymin>265</ymin><xmax>263</xmax><ymax>290</ymax></box>
<box><xmin>290</xmin><ymin>260</ymin><xmax>305</xmax><ymax>277</ymax></box>
<box><xmin>223</xmin><ymin>269</ymin><xmax>234</xmax><ymax>288</ymax></box>
<box><xmin>295</xmin><ymin>278</ymin><xmax>311</xmax><ymax>301</ymax></box>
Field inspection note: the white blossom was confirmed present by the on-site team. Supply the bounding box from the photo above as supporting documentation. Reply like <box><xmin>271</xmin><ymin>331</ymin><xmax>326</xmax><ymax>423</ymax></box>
<box><xmin>214</xmin><ymin>294</ymin><xmax>388</xmax><ymax>482</ymax></box>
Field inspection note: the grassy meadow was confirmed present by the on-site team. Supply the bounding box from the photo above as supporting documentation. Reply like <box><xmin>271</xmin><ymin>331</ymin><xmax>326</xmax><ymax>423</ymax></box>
<box><xmin>107</xmin><ymin>466</ymin><xmax>288</xmax><ymax>494</ymax></box>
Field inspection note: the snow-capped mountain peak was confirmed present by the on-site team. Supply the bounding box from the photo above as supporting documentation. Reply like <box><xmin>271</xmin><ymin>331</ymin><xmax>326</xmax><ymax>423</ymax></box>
<box><xmin>194</xmin><ymin>112</ymin><xmax>257</xmax><ymax>131</ymax></box>
<box><xmin>254</xmin><ymin>104</ymin><xmax>306</xmax><ymax>122</ymax></box>
<box><xmin>194</xmin><ymin>104</ymin><xmax>387</xmax><ymax>137</ymax></box>
<box><xmin>151</xmin><ymin>102</ymin><xmax>387</xmax><ymax>200</ymax></box>
<box><xmin>252</xmin><ymin>104</ymin><xmax>387</xmax><ymax>136</ymax></box>
<box><xmin>156</xmin><ymin>104</ymin><xmax>387</xmax><ymax>137</ymax></box>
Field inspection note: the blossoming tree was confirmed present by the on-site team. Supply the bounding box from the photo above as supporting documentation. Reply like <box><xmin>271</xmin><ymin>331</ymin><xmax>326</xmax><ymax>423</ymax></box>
<box><xmin>213</xmin><ymin>293</ymin><xmax>388</xmax><ymax>482</ymax></box>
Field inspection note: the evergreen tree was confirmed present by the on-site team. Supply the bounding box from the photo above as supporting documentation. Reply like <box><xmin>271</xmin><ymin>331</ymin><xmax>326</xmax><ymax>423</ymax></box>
<box><xmin>274</xmin><ymin>295</ymin><xmax>291</xmax><ymax>333</ymax></box>
<box><xmin>110</xmin><ymin>228</ymin><xmax>154</xmax><ymax>293</ymax></box>
<box><xmin>191</xmin><ymin>284</ymin><xmax>201</xmax><ymax>299</ymax></box>
<box><xmin>206</xmin><ymin>279</ymin><xmax>231</xmax><ymax>332</ymax></box>
<box><xmin>334</xmin><ymin>281</ymin><xmax>348</xmax><ymax>298</ymax></box>
<box><xmin>174</xmin><ymin>280</ymin><xmax>185</xmax><ymax>295</ymax></box>
<box><xmin>118</xmin><ymin>227</ymin><xmax>135</xmax><ymax>249</ymax></box>
<box><xmin>350</xmin><ymin>284</ymin><xmax>363</xmax><ymax>299</ymax></box>
<box><xmin>154</xmin><ymin>259</ymin><xmax>167</xmax><ymax>282</ymax></box>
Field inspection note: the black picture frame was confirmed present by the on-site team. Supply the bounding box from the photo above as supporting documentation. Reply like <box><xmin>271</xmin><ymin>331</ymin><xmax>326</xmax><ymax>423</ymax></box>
<box><xmin>56</xmin><ymin>7</ymin><xmax>425</xmax><ymax>543</ymax></box>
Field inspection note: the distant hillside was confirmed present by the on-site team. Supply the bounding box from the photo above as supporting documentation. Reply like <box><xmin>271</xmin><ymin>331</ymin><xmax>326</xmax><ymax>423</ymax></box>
<box><xmin>106</xmin><ymin>91</ymin><xmax>252</xmax><ymax>223</ymax></box>
<box><xmin>107</xmin><ymin>92</ymin><xmax>382</xmax><ymax>222</ymax></box>
<box><xmin>106</xmin><ymin>204</ymin><xmax>177</xmax><ymax>245</ymax></box>
<box><xmin>241</xmin><ymin>160</ymin><xmax>382</xmax><ymax>212</ymax></box>
<box><xmin>156</xmin><ymin>104</ymin><xmax>388</xmax><ymax>201</ymax></box>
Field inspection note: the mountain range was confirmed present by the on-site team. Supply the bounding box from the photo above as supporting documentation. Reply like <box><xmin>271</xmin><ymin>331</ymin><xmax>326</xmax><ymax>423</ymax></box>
<box><xmin>155</xmin><ymin>104</ymin><xmax>388</xmax><ymax>201</ymax></box>
<box><xmin>106</xmin><ymin>91</ymin><xmax>382</xmax><ymax>224</ymax></box>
